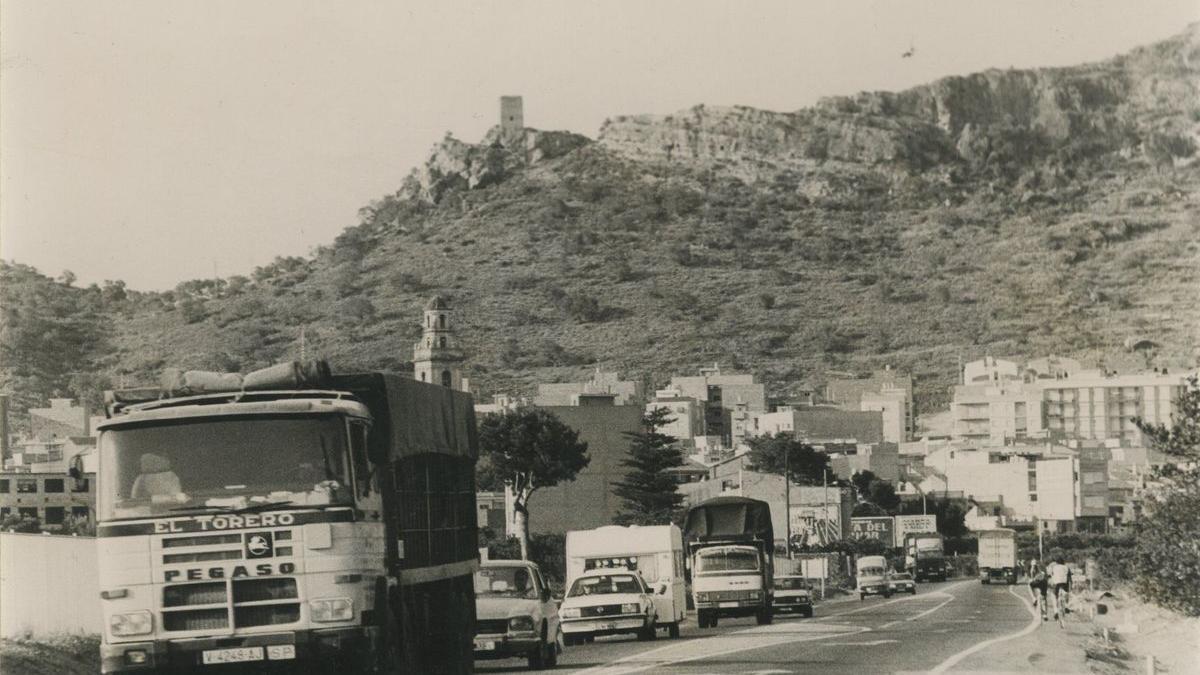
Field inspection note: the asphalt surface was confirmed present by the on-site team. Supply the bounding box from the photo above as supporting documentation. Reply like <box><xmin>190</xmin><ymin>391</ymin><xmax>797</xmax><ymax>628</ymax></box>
<box><xmin>476</xmin><ymin>578</ymin><xmax>1052</xmax><ymax>674</ymax></box>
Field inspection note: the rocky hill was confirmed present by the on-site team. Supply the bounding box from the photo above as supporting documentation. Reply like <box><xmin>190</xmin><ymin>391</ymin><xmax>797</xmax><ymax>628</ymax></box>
<box><xmin>3</xmin><ymin>25</ymin><xmax>1198</xmax><ymax>420</ymax></box>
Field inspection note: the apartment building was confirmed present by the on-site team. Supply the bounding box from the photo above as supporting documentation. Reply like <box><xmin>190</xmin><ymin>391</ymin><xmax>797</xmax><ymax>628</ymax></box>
<box><xmin>645</xmin><ymin>387</ymin><xmax>705</xmax><ymax>442</ymax></box>
<box><xmin>670</xmin><ymin>365</ymin><xmax>766</xmax><ymax>444</ymax></box>
<box><xmin>825</xmin><ymin>368</ymin><xmax>914</xmax><ymax>441</ymax></box>
<box><xmin>1041</xmin><ymin>370</ymin><xmax>1190</xmax><ymax>444</ymax></box>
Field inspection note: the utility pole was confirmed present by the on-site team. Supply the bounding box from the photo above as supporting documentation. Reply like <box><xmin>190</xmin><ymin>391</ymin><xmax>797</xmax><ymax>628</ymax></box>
<box><xmin>785</xmin><ymin>447</ymin><xmax>793</xmax><ymax>559</ymax></box>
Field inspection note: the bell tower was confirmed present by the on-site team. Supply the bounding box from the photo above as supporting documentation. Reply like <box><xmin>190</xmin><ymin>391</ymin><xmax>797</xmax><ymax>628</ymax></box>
<box><xmin>413</xmin><ymin>295</ymin><xmax>464</xmax><ymax>389</ymax></box>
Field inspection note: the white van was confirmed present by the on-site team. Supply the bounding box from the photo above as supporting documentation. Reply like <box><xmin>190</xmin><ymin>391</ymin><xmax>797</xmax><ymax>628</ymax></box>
<box><xmin>856</xmin><ymin>555</ymin><xmax>893</xmax><ymax>600</ymax></box>
<box><xmin>565</xmin><ymin>525</ymin><xmax>687</xmax><ymax>638</ymax></box>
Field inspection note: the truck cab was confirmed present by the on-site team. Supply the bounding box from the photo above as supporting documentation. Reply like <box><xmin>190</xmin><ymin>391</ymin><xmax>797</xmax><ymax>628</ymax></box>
<box><xmin>683</xmin><ymin>497</ymin><xmax>774</xmax><ymax>628</ymax></box>
<box><xmin>94</xmin><ymin>364</ymin><xmax>479</xmax><ymax>674</ymax></box>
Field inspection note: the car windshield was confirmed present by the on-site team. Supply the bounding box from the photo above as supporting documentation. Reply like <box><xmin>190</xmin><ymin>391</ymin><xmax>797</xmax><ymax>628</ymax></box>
<box><xmin>99</xmin><ymin>414</ymin><xmax>354</xmax><ymax>520</ymax></box>
<box><xmin>475</xmin><ymin>566</ymin><xmax>538</xmax><ymax>599</ymax></box>
<box><xmin>774</xmin><ymin>577</ymin><xmax>809</xmax><ymax>590</ymax></box>
<box><xmin>567</xmin><ymin>574</ymin><xmax>643</xmax><ymax>597</ymax></box>
<box><xmin>696</xmin><ymin>548</ymin><xmax>760</xmax><ymax>574</ymax></box>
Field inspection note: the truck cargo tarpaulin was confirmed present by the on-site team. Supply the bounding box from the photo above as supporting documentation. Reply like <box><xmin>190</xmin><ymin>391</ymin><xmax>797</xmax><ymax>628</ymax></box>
<box><xmin>850</xmin><ymin>516</ymin><xmax>895</xmax><ymax>547</ymax></box>
<box><xmin>331</xmin><ymin>373</ymin><xmax>478</xmax><ymax>460</ymax></box>
<box><xmin>683</xmin><ymin>496</ymin><xmax>774</xmax><ymax>545</ymax></box>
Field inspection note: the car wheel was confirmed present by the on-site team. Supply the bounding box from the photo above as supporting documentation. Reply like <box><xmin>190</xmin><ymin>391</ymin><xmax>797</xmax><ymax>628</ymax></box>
<box><xmin>668</xmin><ymin>622</ymin><xmax>680</xmax><ymax>639</ymax></box>
<box><xmin>803</xmin><ymin>607</ymin><xmax>813</xmax><ymax>618</ymax></box>
<box><xmin>637</xmin><ymin>618</ymin><xmax>657</xmax><ymax>642</ymax></box>
<box><xmin>527</xmin><ymin>641</ymin><xmax>547</xmax><ymax>670</ymax></box>
<box><xmin>563</xmin><ymin>634</ymin><xmax>580</xmax><ymax>647</ymax></box>
<box><xmin>910</xmin><ymin>588</ymin><xmax>917</xmax><ymax>595</ymax></box>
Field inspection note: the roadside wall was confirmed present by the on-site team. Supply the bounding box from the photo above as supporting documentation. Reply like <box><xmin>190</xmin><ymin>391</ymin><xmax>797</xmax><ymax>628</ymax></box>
<box><xmin>0</xmin><ymin>533</ymin><xmax>99</xmax><ymax>636</ymax></box>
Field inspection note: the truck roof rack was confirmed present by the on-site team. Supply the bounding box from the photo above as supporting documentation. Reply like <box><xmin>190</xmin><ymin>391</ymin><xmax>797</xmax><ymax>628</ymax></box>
<box><xmin>107</xmin><ymin>389</ymin><xmax>360</xmax><ymax>417</ymax></box>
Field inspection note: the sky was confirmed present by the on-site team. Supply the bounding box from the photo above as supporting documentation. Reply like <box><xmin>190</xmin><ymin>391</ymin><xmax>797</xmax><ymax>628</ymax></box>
<box><xmin>2</xmin><ymin>1</ymin><xmax>1197</xmax><ymax>291</ymax></box>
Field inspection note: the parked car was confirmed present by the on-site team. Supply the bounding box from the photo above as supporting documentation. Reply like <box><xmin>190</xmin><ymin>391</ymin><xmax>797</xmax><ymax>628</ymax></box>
<box><xmin>559</xmin><ymin>569</ymin><xmax>658</xmax><ymax>644</ymax></box>
<box><xmin>771</xmin><ymin>575</ymin><xmax>814</xmax><ymax>617</ymax></box>
<box><xmin>473</xmin><ymin>560</ymin><xmax>563</xmax><ymax>670</ymax></box>
<box><xmin>888</xmin><ymin>571</ymin><xmax>917</xmax><ymax>595</ymax></box>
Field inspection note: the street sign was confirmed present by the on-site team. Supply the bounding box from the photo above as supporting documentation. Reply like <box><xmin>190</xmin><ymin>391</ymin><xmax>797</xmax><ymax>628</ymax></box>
<box><xmin>894</xmin><ymin>514</ymin><xmax>937</xmax><ymax>541</ymax></box>
<box><xmin>850</xmin><ymin>517</ymin><xmax>895</xmax><ymax>547</ymax></box>
<box><xmin>799</xmin><ymin>557</ymin><xmax>828</xmax><ymax>578</ymax></box>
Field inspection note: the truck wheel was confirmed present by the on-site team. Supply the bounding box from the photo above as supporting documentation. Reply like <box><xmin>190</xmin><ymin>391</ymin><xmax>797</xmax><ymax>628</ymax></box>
<box><xmin>668</xmin><ymin>622</ymin><xmax>680</xmax><ymax>639</ymax></box>
<box><xmin>697</xmin><ymin>610</ymin><xmax>711</xmax><ymax>628</ymax></box>
<box><xmin>860</xmin><ymin>593</ymin><xmax>865</xmax><ymax>601</ymax></box>
<box><xmin>755</xmin><ymin>607</ymin><xmax>773</xmax><ymax>625</ymax></box>
<box><xmin>637</xmin><ymin>619</ymin><xmax>657</xmax><ymax>641</ymax></box>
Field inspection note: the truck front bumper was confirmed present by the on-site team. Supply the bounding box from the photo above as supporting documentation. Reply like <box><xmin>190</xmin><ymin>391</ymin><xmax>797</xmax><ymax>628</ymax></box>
<box><xmin>101</xmin><ymin>626</ymin><xmax>376</xmax><ymax>673</ymax></box>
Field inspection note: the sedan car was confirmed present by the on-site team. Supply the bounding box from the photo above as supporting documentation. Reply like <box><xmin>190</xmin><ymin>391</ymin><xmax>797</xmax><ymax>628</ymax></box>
<box><xmin>559</xmin><ymin>569</ymin><xmax>658</xmax><ymax>644</ymax></box>
<box><xmin>771</xmin><ymin>575</ymin><xmax>813</xmax><ymax>617</ymax></box>
<box><xmin>889</xmin><ymin>571</ymin><xmax>917</xmax><ymax>595</ymax></box>
<box><xmin>473</xmin><ymin>560</ymin><xmax>563</xmax><ymax>670</ymax></box>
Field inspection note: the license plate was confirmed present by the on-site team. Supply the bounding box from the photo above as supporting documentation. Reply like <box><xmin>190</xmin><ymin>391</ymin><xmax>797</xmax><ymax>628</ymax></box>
<box><xmin>202</xmin><ymin>647</ymin><xmax>264</xmax><ymax>664</ymax></box>
<box><xmin>719</xmin><ymin>601</ymin><xmax>739</xmax><ymax>608</ymax></box>
<box><xmin>267</xmin><ymin>645</ymin><xmax>295</xmax><ymax>661</ymax></box>
<box><xmin>597</xmin><ymin>622</ymin><xmax>616</xmax><ymax>631</ymax></box>
<box><xmin>474</xmin><ymin>639</ymin><xmax>496</xmax><ymax>651</ymax></box>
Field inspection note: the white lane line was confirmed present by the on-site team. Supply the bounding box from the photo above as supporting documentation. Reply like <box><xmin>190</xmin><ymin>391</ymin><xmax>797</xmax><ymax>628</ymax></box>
<box><xmin>824</xmin><ymin>639</ymin><xmax>899</xmax><ymax>646</ymax></box>
<box><xmin>926</xmin><ymin>583</ymin><xmax>1040</xmax><ymax>675</ymax></box>
<box><xmin>570</xmin><ymin>625</ymin><xmax>869</xmax><ymax>675</ymax></box>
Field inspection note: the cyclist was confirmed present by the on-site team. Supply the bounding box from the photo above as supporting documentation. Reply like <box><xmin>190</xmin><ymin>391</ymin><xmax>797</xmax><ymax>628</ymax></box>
<box><xmin>1047</xmin><ymin>557</ymin><xmax>1071</xmax><ymax>621</ymax></box>
<box><xmin>1027</xmin><ymin>560</ymin><xmax>1048</xmax><ymax>621</ymax></box>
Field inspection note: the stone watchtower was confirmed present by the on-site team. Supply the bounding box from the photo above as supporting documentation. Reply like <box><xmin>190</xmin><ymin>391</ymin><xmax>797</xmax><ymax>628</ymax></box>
<box><xmin>500</xmin><ymin>95</ymin><xmax>524</xmax><ymax>146</ymax></box>
<box><xmin>413</xmin><ymin>295</ymin><xmax>465</xmax><ymax>389</ymax></box>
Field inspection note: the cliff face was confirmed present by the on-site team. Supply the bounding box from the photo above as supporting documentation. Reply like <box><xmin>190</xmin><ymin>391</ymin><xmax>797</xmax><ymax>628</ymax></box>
<box><xmin>598</xmin><ymin>24</ymin><xmax>1199</xmax><ymax>177</ymax></box>
<box><xmin>400</xmin><ymin>127</ymin><xmax>590</xmax><ymax>203</ymax></box>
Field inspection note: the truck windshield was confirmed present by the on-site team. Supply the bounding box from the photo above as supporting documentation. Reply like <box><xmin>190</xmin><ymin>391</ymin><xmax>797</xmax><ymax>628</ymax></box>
<box><xmin>859</xmin><ymin>566</ymin><xmax>885</xmax><ymax>577</ymax></box>
<box><xmin>696</xmin><ymin>548</ymin><xmax>760</xmax><ymax>574</ymax></box>
<box><xmin>99</xmin><ymin>414</ymin><xmax>354</xmax><ymax>520</ymax></box>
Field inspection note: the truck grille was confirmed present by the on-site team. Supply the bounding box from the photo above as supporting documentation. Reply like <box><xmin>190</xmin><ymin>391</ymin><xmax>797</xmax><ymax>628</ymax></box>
<box><xmin>704</xmin><ymin>590</ymin><xmax>754</xmax><ymax>602</ymax></box>
<box><xmin>476</xmin><ymin>619</ymin><xmax>508</xmax><ymax>635</ymax></box>
<box><xmin>162</xmin><ymin>578</ymin><xmax>299</xmax><ymax>631</ymax></box>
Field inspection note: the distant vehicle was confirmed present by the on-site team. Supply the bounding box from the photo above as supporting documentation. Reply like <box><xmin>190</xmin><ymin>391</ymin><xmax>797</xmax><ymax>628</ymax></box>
<box><xmin>905</xmin><ymin>532</ymin><xmax>946</xmax><ymax>582</ymax></box>
<box><xmin>684</xmin><ymin>496</ymin><xmax>775</xmax><ymax>628</ymax></box>
<box><xmin>888</xmin><ymin>572</ymin><xmax>917</xmax><ymax>595</ymax></box>
<box><xmin>856</xmin><ymin>555</ymin><xmax>893</xmax><ymax>600</ymax></box>
<box><xmin>771</xmin><ymin>575</ymin><xmax>814</xmax><ymax>617</ymax></box>
<box><xmin>978</xmin><ymin>528</ymin><xmax>1019</xmax><ymax>584</ymax></box>
<box><xmin>473</xmin><ymin>560</ymin><xmax>562</xmax><ymax>670</ymax></box>
<box><xmin>559</xmin><ymin>569</ymin><xmax>658</xmax><ymax>644</ymax></box>
<box><xmin>565</xmin><ymin>524</ymin><xmax>686</xmax><ymax>638</ymax></box>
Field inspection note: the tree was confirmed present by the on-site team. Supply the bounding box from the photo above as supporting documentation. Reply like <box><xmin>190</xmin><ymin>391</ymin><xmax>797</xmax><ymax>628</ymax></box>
<box><xmin>899</xmin><ymin>497</ymin><xmax>968</xmax><ymax>538</ymax></box>
<box><xmin>477</xmin><ymin>409</ymin><xmax>590</xmax><ymax>559</ymax></box>
<box><xmin>1132</xmin><ymin>375</ymin><xmax>1200</xmax><ymax>615</ymax></box>
<box><xmin>851</xmin><ymin>469</ymin><xmax>902</xmax><ymax>515</ymax></box>
<box><xmin>613</xmin><ymin>408</ymin><xmax>685</xmax><ymax>526</ymax></box>
<box><xmin>746</xmin><ymin>433</ymin><xmax>830</xmax><ymax>485</ymax></box>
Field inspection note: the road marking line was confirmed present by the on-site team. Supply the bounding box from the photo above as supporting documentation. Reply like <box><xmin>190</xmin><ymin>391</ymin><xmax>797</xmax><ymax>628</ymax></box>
<box><xmin>824</xmin><ymin>639</ymin><xmax>899</xmax><ymax>646</ymax></box>
<box><xmin>569</xmin><ymin>626</ymin><xmax>869</xmax><ymax>675</ymax></box>
<box><xmin>879</xmin><ymin>593</ymin><xmax>957</xmax><ymax>628</ymax></box>
<box><xmin>926</xmin><ymin>584</ymin><xmax>1040</xmax><ymax>675</ymax></box>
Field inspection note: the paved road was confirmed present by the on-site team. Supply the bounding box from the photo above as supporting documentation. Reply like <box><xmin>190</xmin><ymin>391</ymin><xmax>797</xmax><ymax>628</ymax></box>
<box><xmin>477</xmin><ymin>579</ymin><xmax>1050</xmax><ymax>674</ymax></box>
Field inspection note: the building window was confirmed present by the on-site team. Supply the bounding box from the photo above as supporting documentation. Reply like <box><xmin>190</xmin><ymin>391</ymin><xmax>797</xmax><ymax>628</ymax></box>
<box><xmin>1029</xmin><ymin>494</ymin><xmax>1038</xmax><ymax>502</ymax></box>
<box><xmin>17</xmin><ymin>479</ymin><xmax>37</xmax><ymax>494</ymax></box>
<box><xmin>420</xmin><ymin>372</ymin><xmax>427</xmax><ymax>382</ymax></box>
<box><xmin>44</xmin><ymin>506</ymin><xmax>65</xmax><ymax>525</ymax></box>
<box><xmin>439</xmin><ymin>314</ymin><xmax>446</xmax><ymax>329</ymax></box>
<box><xmin>439</xmin><ymin>337</ymin><xmax>447</xmax><ymax>348</ymax></box>
<box><xmin>43</xmin><ymin>479</ymin><xmax>65</xmax><ymax>493</ymax></box>
<box><xmin>72</xmin><ymin>477</ymin><xmax>90</xmax><ymax>493</ymax></box>
<box><xmin>71</xmin><ymin>506</ymin><xmax>89</xmax><ymax>520</ymax></box>
<box><xmin>441</xmin><ymin>370</ymin><xmax>452</xmax><ymax>388</ymax></box>
<box><xmin>18</xmin><ymin>507</ymin><xmax>37</xmax><ymax>519</ymax></box>
<box><xmin>0</xmin><ymin>507</ymin><xmax>9</xmax><ymax>518</ymax></box>
<box><xmin>0</xmin><ymin>480</ymin><xmax>8</xmax><ymax>493</ymax></box>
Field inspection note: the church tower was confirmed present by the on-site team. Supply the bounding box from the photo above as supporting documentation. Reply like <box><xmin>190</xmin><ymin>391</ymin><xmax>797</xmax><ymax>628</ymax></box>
<box><xmin>413</xmin><ymin>295</ymin><xmax>464</xmax><ymax>389</ymax></box>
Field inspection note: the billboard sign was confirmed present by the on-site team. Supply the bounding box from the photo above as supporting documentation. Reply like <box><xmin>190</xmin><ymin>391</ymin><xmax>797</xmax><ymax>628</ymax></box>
<box><xmin>789</xmin><ymin>505</ymin><xmax>841</xmax><ymax>547</ymax></box>
<box><xmin>850</xmin><ymin>517</ymin><xmax>895</xmax><ymax>547</ymax></box>
<box><xmin>894</xmin><ymin>514</ymin><xmax>937</xmax><ymax>542</ymax></box>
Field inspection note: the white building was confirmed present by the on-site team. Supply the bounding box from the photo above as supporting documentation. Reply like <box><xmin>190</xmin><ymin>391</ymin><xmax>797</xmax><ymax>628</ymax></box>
<box><xmin>646</xmin><ymin>387</ymin><xmax>704</xmax><ymax>442</ymax></box>
<box><xmin>861</xmin><ymin>389</ymin><xmax>908</xmax><ymax>444</ymax></box>
<box><xmin>951</xmin><ymin>381</ymin><xmax>1044</xmax><ymax>444</ymax></box>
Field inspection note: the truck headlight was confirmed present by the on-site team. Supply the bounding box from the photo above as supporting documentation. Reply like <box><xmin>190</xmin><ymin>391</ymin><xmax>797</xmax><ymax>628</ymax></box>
<box><xmin>109</xmin><ymin>611</ymin><xmax>153</xmax><ymax>637</ymax></box>
<box><xmin>310</xmin><ymin>597</ymin><xmax>354</xmax><ymax>622</ymax></box>
<box><xmin>620</xmin><ymin>603</ymin><xmax>639</xmax><ymax>614</ymax></box>
<box><xmin>560</xmin><ymin>607</ymin><xmax>581</xmax><ymax>619</ymax></box>
<box><xmin>508</xmin><ymin>615</ymin><xmax>535</xmax><ymax>632</ymax></box>
<box><xmin>747</xmin><ymin>590</ymin><xmax>761</xmax><ymax>600</ymax></box>
<box><xmin>695</xmin><ymin>592</ymin><xmax>710</xmax><ymax>603</ymax></box>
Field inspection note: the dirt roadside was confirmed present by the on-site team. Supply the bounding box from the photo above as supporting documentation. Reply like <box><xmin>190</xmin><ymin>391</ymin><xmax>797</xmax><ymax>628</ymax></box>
<box><xmin>0</xmin><ymin>634</ymin><xmax>99</xmax><ymax>675</ymax></box>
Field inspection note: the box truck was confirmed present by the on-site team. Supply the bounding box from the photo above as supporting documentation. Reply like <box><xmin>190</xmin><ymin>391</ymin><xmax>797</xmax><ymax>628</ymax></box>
<box><xmin>977</xmin><ymin>528</ymin><xmax>1018</xmax><ymax>585</ymax></box>
<box><xmin>86</xmin><ymin>362</ymin><xmax>479</xmax><ymax>674</ymax></box>
<box><xmin>683</xmin><ymin>497</ymin><xmax>774</xmax><ymax>628</ymax></box>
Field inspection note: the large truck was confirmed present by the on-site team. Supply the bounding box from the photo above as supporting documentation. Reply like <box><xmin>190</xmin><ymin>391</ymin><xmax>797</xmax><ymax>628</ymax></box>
<box><xmin>564</xmin><ymin>525</ymin><xmax>686</xmax><ymax>638</ymax></box>
<box><xmin>904</xmin><ymin>532</ymin><xmax>946</xmax><ymax>583</ymax></box>
<box><xmin>977</xmin><ymin>528</ymin><xmax>1018</xmax><ymax>585</ymax></box>
<box><xmin>682</xmin><ymin>496</ymin><xmax>774</xmax><ymax>628</ymax></box>
<box><xmin>83</xmin><ymin>362</ymin><xmax>479</xmax><ymax>674</ymax></box>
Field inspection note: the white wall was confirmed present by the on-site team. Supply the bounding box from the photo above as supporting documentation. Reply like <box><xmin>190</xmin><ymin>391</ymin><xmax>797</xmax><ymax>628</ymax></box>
<box><xmin>0</xmin><ymin>533</ymin><xmax>100</xmax><ymax>636</ymax></box>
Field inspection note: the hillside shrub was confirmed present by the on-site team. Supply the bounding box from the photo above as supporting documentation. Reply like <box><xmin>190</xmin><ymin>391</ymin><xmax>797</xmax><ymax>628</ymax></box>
<box><xmin>1133</xmin><ymin>486</ymin><xmax>1200</xmax><ymax>614</ymax></box>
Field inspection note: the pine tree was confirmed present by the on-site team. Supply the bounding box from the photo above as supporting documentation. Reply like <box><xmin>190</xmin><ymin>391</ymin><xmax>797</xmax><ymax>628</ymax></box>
<box><xmin>613</xmin><ymin>407</ymin><xmax>685</xmax><ymax>526</ymax></box>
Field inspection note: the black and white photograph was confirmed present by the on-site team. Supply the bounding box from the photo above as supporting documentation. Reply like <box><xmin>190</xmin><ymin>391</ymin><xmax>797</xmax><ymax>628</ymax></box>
<box><xmin>1</xmin><ymin>1</ymin><xmax>1198</xmax><ymax>673</ymax></box>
